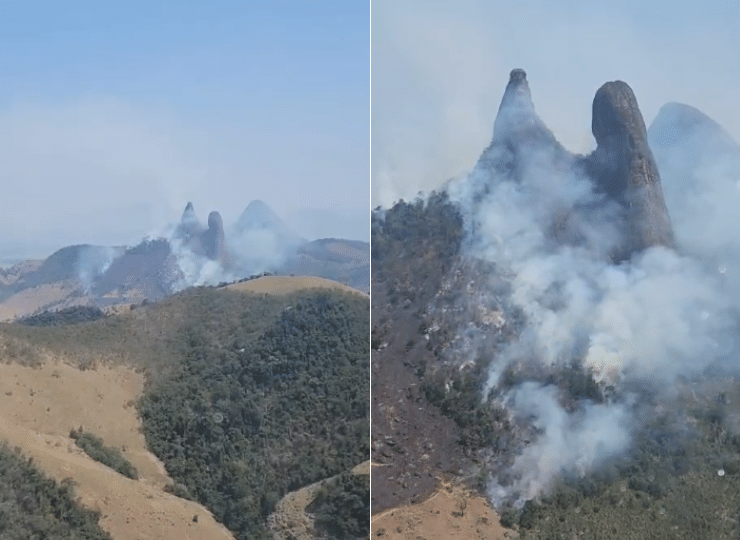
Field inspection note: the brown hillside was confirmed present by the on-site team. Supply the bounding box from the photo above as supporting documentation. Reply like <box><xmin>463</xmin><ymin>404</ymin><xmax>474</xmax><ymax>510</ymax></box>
<box><xmin>225</xmin><ymin>275</ymin><xmax>367</xmax><ymax>296</ymax></box>
<box><xmin>0</xmin><ymin>357</ymin><xmax>235</xmax><ymax>540</ymax></box>
<box><xmin>371</xmin><ymin>482</ymin><xmax>515</xmax><ymax>540</ymax></box>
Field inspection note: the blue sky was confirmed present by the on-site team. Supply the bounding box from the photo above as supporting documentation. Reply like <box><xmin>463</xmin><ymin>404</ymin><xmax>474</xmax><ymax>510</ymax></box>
<box><xmin>373</xmin><ymin>0</ymin><xmax>740</xmax><ymax>207</ymax></box>
<box><xmin>0</xmin><ymin>0</ymin><xmax>369</xmax><ymax>257</ymax></box>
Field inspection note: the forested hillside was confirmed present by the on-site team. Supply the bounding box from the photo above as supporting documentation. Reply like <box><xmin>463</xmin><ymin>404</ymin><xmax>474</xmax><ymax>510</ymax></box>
<box><xmin>139</xmin><ymin>289</ymin><xmax>370</xmax><ymax>539</ymax></box>
<box><xmin>0</xmin><ymin>283</ymin><xmax>369</xmax><ymax>540</ymax></box>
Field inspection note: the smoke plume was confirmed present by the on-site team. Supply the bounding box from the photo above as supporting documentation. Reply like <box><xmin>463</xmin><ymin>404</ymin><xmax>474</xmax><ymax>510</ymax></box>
<box><xmin>433</xmin><ymin>69</ymin><xmax>740</xmax><ymax>507</ymax></box>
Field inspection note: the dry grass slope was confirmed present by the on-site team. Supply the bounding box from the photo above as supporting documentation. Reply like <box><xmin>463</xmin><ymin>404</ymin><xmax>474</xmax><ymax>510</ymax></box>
<box><xmin>371</xmin><ymin>483</ymin><xmax>516</xmax><ymax>540</ymax></box>
<box><xmin>225</xmin><ymin>275</ymin><xmax>367</xmax><ymax>296</ymax></box>
<box><xmin>0</xmin><ymin>353</ymin><xmax>236</xmax><ymax>540</ymax></box>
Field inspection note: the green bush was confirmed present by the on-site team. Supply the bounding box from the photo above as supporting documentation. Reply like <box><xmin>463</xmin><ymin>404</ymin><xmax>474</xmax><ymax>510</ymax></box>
<box><xmin>70</xmin><ymin>430</ymin><xmax>138</xmax><ymax>480</ymax></box>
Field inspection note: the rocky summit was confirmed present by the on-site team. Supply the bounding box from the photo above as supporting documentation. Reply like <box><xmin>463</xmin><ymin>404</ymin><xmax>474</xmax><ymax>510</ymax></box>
<box><xmin>474</xmin><ymin>68</ymin><xmax>675</xmax><ymax>260</ymax></box>
<box><xmin>585</xmin><ymin>80</ymin><xmax>675</xmax><ymax>256</ymax></box>
<box><xmin>475</xmin><ymin>69</ymin><xmax>572</xmax><ymax>181</ymax></box>
<box><xmin>173</xmin><ymin>202</ymin><xmax>227</xmax><ymax>263</ymax></box>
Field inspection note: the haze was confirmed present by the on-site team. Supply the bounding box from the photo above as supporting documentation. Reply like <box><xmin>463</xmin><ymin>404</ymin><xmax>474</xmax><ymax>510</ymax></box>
<box><xmin>372</xmin><ymin>0</ymin><xmax>740</xmax><ymax>207</ymax></box>
<box><xmin>0</xmin><ymin>1</ymin><xmax>369</xmax><ymax>262</ymax></box>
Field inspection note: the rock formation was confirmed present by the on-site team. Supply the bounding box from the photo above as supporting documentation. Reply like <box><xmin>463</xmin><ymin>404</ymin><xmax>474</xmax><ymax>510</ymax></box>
<box><xmin>175</xmin><ymin>202</ymin><xmax>205</xmax><ymax>242</ymax></box>
<box><xmin>203</xmin><ymin>211</ymin><xmax>226</xmax><ymax>263</ymax></box>
<box><xmin>172</xmin><ymin>202</ymin><xmax>228</xmax><ymax>262</ymax></box>
<box><xmin>236</xmin><ymin>200</ymin><xmax>281</xmax><ymax>231</ymax></box>
<box><xmin>234</xmin><ymin>200</ymin><xmax>306</xmax><ymax>250</ymax></box>
<box><xmin>475</xmin><ymin>69</ymin><xmax>572</xmax><ymax>181</ymax></box>
<box><xmin>475</xmin><ymin>69</ymin><xmax>675</xmax><ymax>259</ymax></box>
<box><xmin>583</xmin><ymin>81</ymin><xmax>675</xmax><ymax>256</ymax></box>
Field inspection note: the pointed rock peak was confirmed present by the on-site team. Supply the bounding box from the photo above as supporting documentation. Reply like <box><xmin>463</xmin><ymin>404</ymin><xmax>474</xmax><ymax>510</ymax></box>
<box><xmin>475</xmin><ymin>68</ymin><xmax>568</xmax><ymax>179</ymax></box>
<box><xmin>236</xmin><ymin>200</ymin><xmax>306</xmax><ymax>247</ymax></box>
<box><xmin>181</xmin><ymin>202</ymin><xmax>199</xmax><ymax>224</ymax></box>
<box><xmin>510</xmin><ymin>68</ymin><xmax>527</xmax><ymax>82</ymax></box>
<box><xmin>492</xmin><ymin>68</ymin><xmax>557</xmax><ymax>145</ymax></box>
<box><xmin>237</xmin><ymin>200</ymin><xmax>283</xmax><ymax>230</ymax></box>
<box><xmin>499</xmin><ymin>68</ymin><xmax>534</xmax><ymax>111</ymax></box>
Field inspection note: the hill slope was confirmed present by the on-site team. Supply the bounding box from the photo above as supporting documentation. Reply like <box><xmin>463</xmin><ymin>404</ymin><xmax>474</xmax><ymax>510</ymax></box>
<box><xmin>0</xmin><ymin>281</ymin><xmax>369</xmax><ymax>540</ymax></box>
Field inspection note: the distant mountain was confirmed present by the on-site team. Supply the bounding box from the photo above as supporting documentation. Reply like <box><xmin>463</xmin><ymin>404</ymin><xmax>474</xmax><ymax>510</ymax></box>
<box><xmin>648</xmin><ymin>102</ymin><xmax>740</xmax><ymax>265</ymax></box>
<box><xmin>233</xmin><ymin>200</ymin><xmax>306</xmax><ymax>248</ymax></box>
<box><xmin>0</xmin><ymin>200</ymin><xmax>368</xmax><ymax>320</ymax></box>
<box><xmin>649</xmin><ymin>102</ymin><xmax>740</xmax><ymax>159</ymax></box>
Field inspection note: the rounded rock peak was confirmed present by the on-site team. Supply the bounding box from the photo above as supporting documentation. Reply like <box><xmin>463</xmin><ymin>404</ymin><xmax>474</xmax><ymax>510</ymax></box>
<box><xmin>591</xmin><ymin>80</ymin><xmax>645</xmax><ymax>144</ymax></box>
<box><xmin>207</xmin><ymin>211</ymin><xmax>224</xmax><ymax>231</ymax></box>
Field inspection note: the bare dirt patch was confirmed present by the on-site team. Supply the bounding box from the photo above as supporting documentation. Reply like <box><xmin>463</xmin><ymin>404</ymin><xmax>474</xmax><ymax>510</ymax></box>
<box><xmin>0</xmin><ymin>358</ymin><xmax>235</xmax><ymax>540</ymax></box>
<box><xmin>371</xmin><ymin>483</ymin><xmax>515</xmax><ymax>540</ymax></box>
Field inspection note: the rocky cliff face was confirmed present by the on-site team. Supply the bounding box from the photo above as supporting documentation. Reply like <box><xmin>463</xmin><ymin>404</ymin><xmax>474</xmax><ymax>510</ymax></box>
<box><xmin>173</xmin><ymin>202</ymin><xmax>226</xmax><ymax>262</ymax></box>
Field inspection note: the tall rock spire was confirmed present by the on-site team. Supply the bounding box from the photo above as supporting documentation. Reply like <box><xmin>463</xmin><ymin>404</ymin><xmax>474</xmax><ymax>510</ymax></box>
<box><xmin>203</xmin><ymin>211</ymin><xmax>226</xmax><ymax>263</ymax></box>
<box><xmin>475</xmin><ymin>69</ymin><xmax>572</xmax><ymax>182</ymax></box>
<box><xmin>585</xmin><ymin>81</ymin><xmax>675</xmax><ymax>256</ymax></box>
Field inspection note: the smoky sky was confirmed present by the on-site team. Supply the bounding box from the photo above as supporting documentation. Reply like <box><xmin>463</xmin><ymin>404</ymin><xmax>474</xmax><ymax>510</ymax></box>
<box><xmin>0</xmin><ymin>2</ymin><xmax>369</xmax><ymax>258</ymax></box>
<box><xmin>372</xmin><ymin>0</ymin><xmax>740</xmax><ymax>208</ymax></box>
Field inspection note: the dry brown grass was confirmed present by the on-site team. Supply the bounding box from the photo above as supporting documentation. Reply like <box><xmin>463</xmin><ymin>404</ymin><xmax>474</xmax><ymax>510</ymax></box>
<box><xmin>371</xmin><ymin>482</ymin><xmax>516</xmax><ymax>540</ymax></box>
<box><xmin>225</xmin><ymin>275</ymin><xmax>367</xmax><ymax>296</ymax></box>
<box><xmin>0</xmin><ymin>357</ymin><xmax>236</xmax><ymax>540</ymax></box>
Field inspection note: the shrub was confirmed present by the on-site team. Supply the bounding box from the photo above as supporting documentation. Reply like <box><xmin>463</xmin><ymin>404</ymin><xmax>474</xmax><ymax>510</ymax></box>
<box><xmin>71</xmin><ymin>431</ymin><xmax>138</xmax><ymax>480</ymax></box>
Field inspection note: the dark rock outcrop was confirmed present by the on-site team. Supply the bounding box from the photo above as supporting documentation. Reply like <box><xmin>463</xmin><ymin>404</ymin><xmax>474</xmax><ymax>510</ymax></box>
<box><xmin>203</xmin><ymin>211</ymin><xmax>226</xmax><ymax>263</ymax></box>
<box><xmin>583</xmin><ymin>81</ymin><xmax>675</xmax><ymax>256</ymax></box>
<box><xmin>175</xmin><ymin>202</ymin><xmax>205</xmax><ymax>242</ymax></box>
<box><xmin>173</xmin><ymin>202</ymin><xmax>228</xmax><ymax>262</ymax></box>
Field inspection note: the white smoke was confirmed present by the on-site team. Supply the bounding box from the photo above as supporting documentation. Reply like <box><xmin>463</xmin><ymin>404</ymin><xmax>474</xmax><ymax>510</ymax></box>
<box><xmin>225</xmin><ymin>228</ymin><xmax>295</xmax><ymax>277</ymax></box>
<box><xmin>438</xmin><ymin>98</ymin><xmax>740</xmax><ymax>507</ymax></box>
<box><xmin>489</xmin><ymin>383</ymin><xmax>632</xmax><ymax>507</ymax></box>
<box><xmin>163</xmin><ymin>222</ymin><xmax>298</xmax><ymax>292</ymax></box>
<box><xmin>76</xmin><ymin>245</ymin><xmax>125</xmax><ymax>293</ymax></box>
